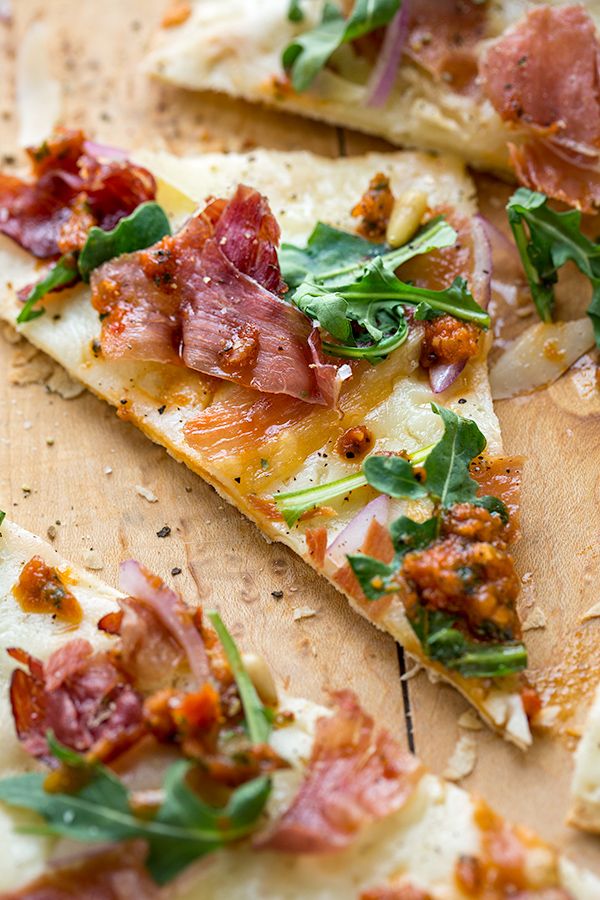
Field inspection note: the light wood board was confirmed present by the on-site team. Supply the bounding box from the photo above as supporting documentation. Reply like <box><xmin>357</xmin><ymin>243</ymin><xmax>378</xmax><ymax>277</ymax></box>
<box><xmin>0</xmin><ymin>0</ymin><xmax>599</xmax><ymax>878</ymax></box>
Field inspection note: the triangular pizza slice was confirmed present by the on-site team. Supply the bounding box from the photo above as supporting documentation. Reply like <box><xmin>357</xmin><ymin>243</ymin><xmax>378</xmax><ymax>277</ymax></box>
<box><xmin>0</xmin><ymin>133</ymin><xmax>532</xmax><ymax>745</ymax></box>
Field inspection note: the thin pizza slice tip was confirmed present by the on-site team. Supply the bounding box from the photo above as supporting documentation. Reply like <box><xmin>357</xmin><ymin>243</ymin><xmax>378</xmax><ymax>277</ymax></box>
<box><xmin>0</xmin><ymin>514</ymin><xmax>598</xmax><ymax>898</ymax></box>
<box><xmin>0</xmin><ymin>131</ymin><xmax>534</xmax><ymax>747</ymax></box>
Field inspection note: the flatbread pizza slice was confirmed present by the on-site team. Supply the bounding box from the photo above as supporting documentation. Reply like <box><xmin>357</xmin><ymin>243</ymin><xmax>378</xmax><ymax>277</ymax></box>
<box><xmin>147</xmin><ymin>0</ymin><xmax>600</xmax><ymax>212</ymax></box>
<box><xmin>569</xmin><ymin>682</ymin><xmax>600</xmax><ymax>835</ymax></box>
<box><xmin>0</xmin><ymin>132</ymin><xmax>533</xmax><ymax>746</ymax></box>
<box><xmin>0</xmin><ymin>515</ymin><xmax>597</xmax><ymax>898</ymax></box>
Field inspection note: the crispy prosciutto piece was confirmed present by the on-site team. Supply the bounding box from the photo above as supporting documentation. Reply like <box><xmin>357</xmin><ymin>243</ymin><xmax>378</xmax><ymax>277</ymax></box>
<box><xmin>118</xmin><ymin>560</ymin><xmax>211</xmax><ymax>688</ymax></box>
<box><xmin>91</xmin><ymin>187</ymin><xmax>346</xmax><ymax>407</ymax></box>
<box><xmin>480</xmin><ymin>5</ymin><xmax>600</xmax><ymax>211</ymax></box>
<box><xmin>0</xmin><ymin>129</ymin><xmax>157</xmax><ymax>258</ymax></box>
<box><xmin>405</xmin><ymin>0</ymin><xmax>488</xmax><ymax>93</ymax></box>
<box><xmin>3</xmin><ymin>840</ymin><xmax>160</xmax><ymax>900</ymax></box>
<box><xmin>255</xmin><ymin>690</ymin><xmax>423</xmax><ymax>853</ymax></box>
<box><xmin>8</xmin><ymin>639</ymin><xmax>145</xmax><ymax>764</ymax></box>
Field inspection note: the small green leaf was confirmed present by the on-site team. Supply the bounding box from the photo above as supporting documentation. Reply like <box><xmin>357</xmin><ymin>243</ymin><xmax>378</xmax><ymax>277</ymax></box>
<box><xmin>0</xmin><ymin>510</ymin><xmax>5</xmax><ymax>527</ymax></box>
<box><xmin>287</xmin><ymin>0</ymin><xmax>305</xmax><ymax>22</ymax></box>
<box><xmin>207</xmin><ymin>612</ymin><xmax>271</xmax><ymax>745</ymax></box>
<box><xmin>409</xmin><ymin>607</ymin><xmax>527</xmax><ymax>678</ymax></box>
<box><xmin>280</xmin><ymin>222</ymin><xmax>386</xmax><ymax>290</ymax></box>
<box><xmin>283</xmin><ymin>0</ymin><xmax>400</xmax><ymax>92</ymax></box>
<box><xmin>363</xmin><ymin>455</ymin><xmax>427</xmax><ymax>500</ymax></box>
<box><xmin>78</xmin><ymin>202</ymin><xmax>171</xmax><ymax>281</ymax></box>
<box><xmin>424</xmin><ymin>404</ymin><xmax>486</xmax><ymax>508</ymax></box>
<box><xmin>347</xmin><ymin>553</ymin><xmax>400</xmax><ymax>600</ymax></box>
<box><xmin>17</xmin><ymin>254</ymin><xmax>78</xmax><ymax>324</ymax></box>
<box><xmin>506</xmin><ymin>187</ymin><xmax>600</xmax><ymax>346</ymax></box>
<box><xmin>389</xmin><ymin>515</ymin><xmax>439</xmax><ymax>555</ymax></box>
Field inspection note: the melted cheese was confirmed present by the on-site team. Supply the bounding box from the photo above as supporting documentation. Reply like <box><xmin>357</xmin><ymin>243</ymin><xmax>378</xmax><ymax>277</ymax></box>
<box><xmin>0</xmin><ymin>520</ymin><xmax>596</xmax><ymax>898</ymax></box>
<box><xmin>145</xmin><ymin>1</ymin><xmax>600</xmax><ymax>175</ymax></box>
<box><xmin>0</xmin><ymin>149</ymin><xmax>527</xmax><ymax>744</ymax></box>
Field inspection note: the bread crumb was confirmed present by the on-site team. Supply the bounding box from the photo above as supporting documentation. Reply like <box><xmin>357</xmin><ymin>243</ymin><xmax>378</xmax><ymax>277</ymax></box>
<box><xmin>104</xmin><ymin>466</ymin><xmax>113</xmax><ymax>475</ymax></box>
<box><xmin>46</xmin><ymin>367</ymin><xmax>85</xmax><ymax>400</ymax></box>
<box><xmin>523</xmin><ymin>606</ymin><xmax>547</xmax><ymax>631</ymax></box>
<box><xmin>82</xmin><ymin>548</ymin><xmax>104</xmax><ymax>570</ymax></box>
<box><xmin>135</xmin><ymin>485</ymin><xmax>158</xmax><ymax>503</ymax></box>
<box><xmin>458</xmin><ymin>709</ymin><xmax>483</xmax><ymax>731</ymax></box>
<box><xmin>443</xmin><ymin>734</ymin><xmax>477</xmax><ymax>782</ymax></box>
<box><xmin>1</xmin><ymin>323</ymin><xmax>22</xmax><ymax>345</ymax></box>
<box><xmin>293</xmin><ymin>607</ymin><xmax>318</xmax><ymax>621</ymax></box>
<box><xmin>47</xmin><ymin>524</ymin><xmax>57</xmax><ymax>541</ymax></box>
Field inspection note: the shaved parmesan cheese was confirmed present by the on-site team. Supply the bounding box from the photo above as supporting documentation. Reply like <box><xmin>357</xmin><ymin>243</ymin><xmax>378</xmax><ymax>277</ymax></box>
<box><xmin>82</xmin><ymin>548</ymin><xmax>104</xmax><ymax>571</ymax></box>
<box><xmin>490</xmin><ymin>319</ymin><xmax>595</xmax><ymax>400</ymax></box>
<box><xmin>292</xmin><ymin>606</ymin><xmax>318</xmax><ymax>621</ymax></box>
<box><xmin>570</xmin><ymin>684</ymin><xmax>600</xmax><ymax>834</ymax></box>
<box><xmin>458</xmin><ymin>709</ymin><xmax>483</xmax><ymax>731</ymax></box>
<box><xmin>135</xmin><ymin>485</ymin><xmax>159</xmax><ymax>503</ymax></box>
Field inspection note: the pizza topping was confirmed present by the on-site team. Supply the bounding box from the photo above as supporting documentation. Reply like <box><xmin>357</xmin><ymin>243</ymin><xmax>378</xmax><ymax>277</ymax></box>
<box><xmin>419</xmin><ymin>314</ymin><xmax>481</xmax><ymax>371</ymax></box>
<box><xmin>92</xmin><ymin>188</ymin><xmax>345</xmax><ymax>407</ymax></box>
<box><xmin>505</xmin><ymin>188</ymin><xmax>600</xmax><ymax>349</ymax></box>
<box><xmin>118</xmin><ymin>559</ymin><xmax>211</xmax><ymax>687</ymax></box>
<box><xmin>255</xmin><ymin>690</ymin><xmax>423</xmax><ymax>852</ymax></box>
<box><xmin>405</xmin><ymin>0</ymin><xmax>488</xmax><ymax>92</ymax></box>
<box><xmin>12</xmin><ymin>555</ymin><xmax>83</xmax><ymax>625</ymax></box>
<box><xmin>286</xmin><ymin>211</ymin><xmax>488</xmax><ymax>363</ymax></box>
<box><xmin>0</xmin><ymin>129</ymin><xmax>156</xmax><ymax>259</ymax></box>
<box><xmin>8</xmin><ymin>639</ymin><xmax>145</xmax><ymax>764</ymax></box>
<box><xmin>361</xmin><ymin>885</ymin><xmax>432</xmax><ymax>900</ymax></box>
<box><xmin>344</xmin><ymin>405</ymin><xmax>527</xmax><ymax>678</ymax></box>
<box><xmin>352</xmin><ymin>172</ymin><xmax>395</xmax><ymax>241</ymax></box>
<box><xmin>480</xmin><ymin>5</ymin><xmax>600</xmax><ymax>212</ymax></box>
<box><xmin>336</xmin><ymin>423</ymin><xmax>373</xmax><ymax>461</ymax></box>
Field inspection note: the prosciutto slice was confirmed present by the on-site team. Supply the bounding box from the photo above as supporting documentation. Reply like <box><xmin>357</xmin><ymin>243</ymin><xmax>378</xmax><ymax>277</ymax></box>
<box><xmin>118</xmin><ymin>560</ymin><xmax>211</xmax><ymax>688</ymax></box>
<box><xmin>92</xmin><ymin>186</ymin><xmax>345</xmax><ymax>406</ymax></box>
<box><xmin>8</xmin><ymin>640</ymin><xmax>144</xmax><ymax>764</ymax></box>
<box><xmin>405</xmin><ymin>0</ymin><xmax>488</xmax><ymax>92</ymax></box>
<box><xmin>0</xmin><ymin>129</ymin><xmax>156</xmax><ymax>257</ymax></box>
<box><xmin>481</xmin><ymin>5</ymin><xmax>600</xmax><ymax>211</ymax></box>
<box><xmin>255</xmin><ymin>691</ymin><xmax>423</xmax><ymax>853</ymax></box>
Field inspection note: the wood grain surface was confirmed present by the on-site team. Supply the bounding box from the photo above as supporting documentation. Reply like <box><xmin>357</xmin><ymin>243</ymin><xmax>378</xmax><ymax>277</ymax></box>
<box><xmin>1</xmin><ymin>0</ymin><xmax>599</xmax><ymax>878</ymax></box>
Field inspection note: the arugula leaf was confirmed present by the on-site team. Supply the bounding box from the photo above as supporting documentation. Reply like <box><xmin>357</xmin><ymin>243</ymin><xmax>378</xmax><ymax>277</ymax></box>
<box><xmin>287</xmin><ymin>0</ymin><xmax>305</xmax><ymax>22</ymax></box>
<box><xmin>280</xmin><ymin>222</ymin><xmax>386</xmax><ymax>290</ymax></box>
<box><xmin>17</xmin><ymin>254</ymin><xmax>79</xmax><ymax>324</ymax></box>
<box><xmin>345</xmin><ymin>553</ymin><xmax>400</xmax><ymax>600</ymax></box>
<box><xmin>362</xmin><ymin>455</ymin><xmax>427</xmax><ymax>500</ymax></box>
<box><xmin>0</xmin><ymin>510</ymin><xmax>5</xmax><ymax>527</ymax></box>
<box><xmin>283</xmin><ymin>0</ymin><xmax>400</xmax><ymax>92</ymax></box>
<box><xmin>78</xmin><ymin>202</ymin><xmax>171</xmax><ymax>281</ymax></box>
<box><xmin>507</xmin><ymin>187</ymin><xmax>600</xmax><ymax>344</ymax></box>
<box><xmin>274</xmin><ymin>471</ymin><xmax>367</xmax><ymax>527</ymax></box>
<box><xmin>409</xmin><ymin>608</ymin><xmax>527</xmax><ymax>678</ymax></box>
<box><xmin>282</xmin><ymin>216</ymin><xmax>457</xmax><ymax>290</ymax></box>
<box><xmin>208</xmin><ymin>612</ymin><xmax>272</xmax><ymax>744</ymax></box>
<box><xmin>0</xmin><ymin>736</ymin><xmax>271</xmax><ymax>886</ymax></box>
<box><xmin>389</xmin><ymin>515</ymin><xmax>440</xmax><ymax>554</ymax></box>
<box><xmin>16</xmin><ymin>202</ymin><xmax>171</xmax><ymax>323</ymax></box>
<box><xmin>423</xmin><ymin>403</ymin><xmax>486</xmax><ymax>508</ymax></box>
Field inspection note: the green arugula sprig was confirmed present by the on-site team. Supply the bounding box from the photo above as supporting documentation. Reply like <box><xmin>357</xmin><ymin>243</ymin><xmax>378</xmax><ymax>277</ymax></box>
<box><xmin>507</xmin><ymin>188</ymin><xmax>600</xmax><ymax>345</ymax></box>
<box><xmin>283</xmin><ymin>0</ymin><xmax>400</xmax><ymax>92</ymax></box>
<box><xmin>208</xmin><ymin>611</ymin><xmax>272</xmax><ymax>744</ymax></box>
<box><xmin>0</xmin><ymin>510</ymin><xmax>5</xmax><ymax>527</ymax></box>
<box><xmin>287</xmin><ymin>0</ymin><xmax>305</xmax><ymax>22</ymax></box>
<box><xmin>345</xmin><ymin>405</ymin><xmax>525</xmax><ymax>679</ymax></box>
<box><xmin>0</xmin><ymin>733</ymin><xmax>271</xmax><ymax>885</ymax></box>
<box><xmin>283</xmin><ymin>218</ymin><xmax>489</xmax><ymax>361</ymax></box>
<box><xmin>274</xmin><ymin>443</ymin><xmax>433</xmax><ymax>527</ymax></box>
<box><xmin>17</xmin><ymin>202</ymin><xmax>171</xmax><ymax>324</ymax></box>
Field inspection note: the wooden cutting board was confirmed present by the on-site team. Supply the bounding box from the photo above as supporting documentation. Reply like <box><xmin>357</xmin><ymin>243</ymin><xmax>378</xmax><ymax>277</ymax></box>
<box><xmin>1</xmin><ymin>0</ymin><xmax>599</xmax><ymax>877</ymax></box>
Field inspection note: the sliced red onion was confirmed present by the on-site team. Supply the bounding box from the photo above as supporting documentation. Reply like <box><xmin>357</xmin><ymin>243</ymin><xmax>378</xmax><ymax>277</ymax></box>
<box><xmin>478</xmin><ymin>213</ymin><xmax>519</xmax><ymax>263</ymax></box>
<box><xmin>119</xmin><ymin>559</ymin><xmax>210</xmax><ymax>685</ymax></box>
<box><xmin>470</xmin><ymin>213</ymin><xmax>492</xmax><ymax>311</ymax></box>
<box><xmin>428</xmin><ymin>360</ymin><xmax>466</xmax><ymax>394</ymax></box>
<box><xmin>0</xmin><ymin>0</ymin><xmax>12</xmax><ymax>24</ymax></box>
<box><xmin>365</xmin><ymin>1</ymin><xmax>410</xmax><ymax>108</ymax></box>
<box><xmin>427</xmin><ymin>214</ymin><xmax>491</xmax><ymax>394</ymax></box>
<box><xmin>326</xmin><ymin>494</ymin><xmax>390</xmax><ymax>569</ymax></box>
<box><xmin>83</xmin><ymin>139</ymin><xmax>128</xmax><ymax>160</ymax></box>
